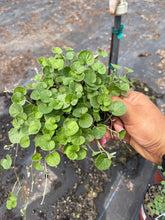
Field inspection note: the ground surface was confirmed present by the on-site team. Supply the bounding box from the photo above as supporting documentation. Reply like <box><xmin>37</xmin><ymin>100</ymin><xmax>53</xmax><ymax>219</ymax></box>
<box><xmin>0</xmin><ymin>0</ymin><xmax>165</xmax><ymax>220</ymax></box>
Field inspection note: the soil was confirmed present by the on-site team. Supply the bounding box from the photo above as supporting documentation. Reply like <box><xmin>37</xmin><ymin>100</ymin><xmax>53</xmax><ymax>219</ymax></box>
<box><xmin>144</xmin><ymin>183</ymin><xmax>165</xmax><ymax>219</ymax></box>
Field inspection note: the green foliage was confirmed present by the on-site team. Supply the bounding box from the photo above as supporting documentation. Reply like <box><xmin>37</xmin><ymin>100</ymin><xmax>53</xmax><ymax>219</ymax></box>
<box><xmin>95</xmin><ymin>153</ymin><xmax>112</xmax><ymax>171</ymax></box>
<box><xmin>6</xmin><ymin>193</ymin><xmax>17</xmax><ymax>210</ymax></box>
<box><xmin>147</xmin><ymin>182</ymin><xmax>165</xmax><ymax>217</ymax></box>
<box><xmin>1</xmin><ymin>154</ymin><xmax>12</xmax><ymax>169</ymax></box>
<box><xmin>3</xmin><ymin>47</ymin><xmax>133</xmax><ymax>212</ymax></box>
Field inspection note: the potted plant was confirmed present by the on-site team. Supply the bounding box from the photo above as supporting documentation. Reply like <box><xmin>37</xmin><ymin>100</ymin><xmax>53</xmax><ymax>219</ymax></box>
<box><xmin>139</xmin><ymin>181</ymin><xmax>165</xmax><ymax>220</ymax></box>
<box><xmin>154</xmin><ymin>165</ymin><xmax>165</xmax><ymax>183</ymax></box>
<box><xmin>0</xmin><ymin>47</ymin><xmax>134</xmax><ymax>218</ymax></box>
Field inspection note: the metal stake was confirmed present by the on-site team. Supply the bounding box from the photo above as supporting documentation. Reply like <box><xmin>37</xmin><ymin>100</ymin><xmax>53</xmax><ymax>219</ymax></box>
<box><xmin>108</xmin><ymin>15</ymin><xmax>121</xmax><ymax>74</ymax></box>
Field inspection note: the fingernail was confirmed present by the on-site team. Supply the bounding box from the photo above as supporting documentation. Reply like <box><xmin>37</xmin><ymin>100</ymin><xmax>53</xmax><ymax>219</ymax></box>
<box><xmin>101</xmin><ymin>135</ymin><xmax>107</xmax><ymax>148</ymax></box>
<box><xmin>119</xmin><ymin>125</ymin><xmax>124</xmax><ymax>131</ymax></box>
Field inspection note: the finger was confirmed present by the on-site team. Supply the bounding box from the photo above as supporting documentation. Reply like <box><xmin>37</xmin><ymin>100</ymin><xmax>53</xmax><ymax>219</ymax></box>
<box><xmin>109</xmin><ymin>0</ymin><xmax>118</xmax><ymax>15</ymax></box>
<box><xmin>112</xmin><ymin>118</ymin><xmax>124</xmax><ymax>132</ymax></box>
<box><xmin>113</xmin><ymin>119</ymin><xmax>130</xmax><ymax>143</ymax></box>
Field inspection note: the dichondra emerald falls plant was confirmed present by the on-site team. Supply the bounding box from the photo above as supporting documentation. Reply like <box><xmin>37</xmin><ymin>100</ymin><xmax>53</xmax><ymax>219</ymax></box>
<box><xmin>0</xmin><ymin>47</ymin><xmax>133</xmax><ymax>216</ymax></box>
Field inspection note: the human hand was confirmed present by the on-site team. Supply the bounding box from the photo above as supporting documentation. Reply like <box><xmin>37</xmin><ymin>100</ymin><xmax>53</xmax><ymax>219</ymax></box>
<box><xmin>104</xmin><ymin>91</ymin><xmax>165</xmax><ymax>165</ymax></box>
<box><xmin>109</xmin><ymin>0</ymin><xmax>120</xmax><ymax>15</ymax></box>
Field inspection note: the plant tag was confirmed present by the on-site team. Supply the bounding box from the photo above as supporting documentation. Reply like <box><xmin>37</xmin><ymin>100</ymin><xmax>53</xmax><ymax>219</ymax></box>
<box><xmin>155</xmin><ymin>214</ymin><xmax>165</xmax><ymax>220</ymax></box>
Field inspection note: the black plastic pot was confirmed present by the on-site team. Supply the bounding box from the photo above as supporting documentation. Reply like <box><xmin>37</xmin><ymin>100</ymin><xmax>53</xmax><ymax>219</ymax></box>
<box><xmin>139</xmin><ymin>183</ymin><xmax>163</xmax><ymax>220</ymax></box>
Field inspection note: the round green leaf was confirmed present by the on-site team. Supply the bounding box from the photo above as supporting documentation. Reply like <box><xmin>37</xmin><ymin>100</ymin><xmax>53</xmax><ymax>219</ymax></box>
<box><xmin>78</xmin><ymin>50</ymin><xmax>94</xmax><ymax>65</ymax></box>
<box><xmin>63</xmin><ymin>120</ymin><xmax>79</xmax><ymax>136</ymax></box>
<box><xmin>93</xmin><ymin>112</ymin><xmax>101</xmax><ymax>122</ymax></box>
<box><xmin>78</xmin><ymin>113</ymin><xmax>93</xmax><ymax>128</ymax></box>
<box><xmin>34</xmin><ymin>135</ymin><xmax>42</xmax><ymax>147</ymax></box>
<box><xmin>30</xmin><ymin>90</ymin><xmax>40</xmax><ymax>100</ymax></box>
<box><xmin>33</xmin><ymin>111</ymin><xmax>43</xmax><ymax>119</ymax></box>
<box><xmin>69</xmin><ymin>81</ymin><xmax>83</xmax><ymax>93</ymax></box>
<box><xmin>40</xmin><ymin>139</ymin><xmax>55</xmax><ymax>151</ymax></box>
<box><xmin>23</xmin><ymin>104</ymin><xmax>34</xmax><ymax>115</ymax></box>
<box><xmin>95</xmin><ymin>154</ymin><xmax>111</xmax><ymax>170</ymax></box>
<box><xmin>77</xmin><ymin>147</ymin><xmax>87</xmax><ymax>160</ymax></box>
<box><xmin>9</xmin><ymin>103</ymin><xmax>23</xmax><ymax>117</ymax></box>
<box><xmin>52</xmin><ymin>47</ymin><xmax>63</xmax><ymax>54</ymax></box>
<box><xmin>69</xmin><ymin>71</ymin><xmax>85</xmax><ymax>82</ymax></box>
<box><xmin>57</xmin><ymin>94</ymin><xmax>70</xmax><ymax>109</ymax></box>
<box><xmin>118</xmin><ymin>130</ymin><xmax>126</xmax><ymax>140</ymax></box>
<box><xmin>34</xmin><ymin>161</ymin><xmax>43</xmax><ymax>170</ymax></box>
<box><xmin>45</xmin><ymin>151</ymin><xmax>60</xmax><ymax>167</ymax></box>
<box><xmin>70</xmin><ymin>134</ymin><xmax>85</xmax><ymax>145</ymax></box>
<box><xmin>57</xmin><ymin>128</ymin><xmax>68</xmax><ymax>145</ymax></box>
<box><xmin>97</xmin><ymin>93</ymin><xmax>111</xmax><ymax>106</ymax></box>
<box><xmin>14</xmin><ymin>87</ymin><xmax>27</xmax><ymax>95</ymax></box>
<box><xmin>45</xmin><ymin>117</ymin><xmax>58</xmax><ymax>131</ymax></box>
<box><xmin>65</xmin><ymin>47</ymin><xmax>73</xmax><ymax>51</ymax></box>
<box><xmin>90</xmin><ymin>95</ymin><xmax>100</xmax><ymax>109</ymax></box>
<box><xmin>8</xmin><ymin>128</ymin><xmax>23</xmax><ymax>144</ymax></box>
<box><xmin>82</xmin><ymin>128</ymin><xmax>94</xmax><ymax>142</ymax></box>
<box><xmin>50</xmin><ymin>99</ymin><xmax>63</xmax><ymax>110</ymax></box>
<box><xmin>72</xmin><ymin>104</ymin><xmax>88</xmax><ymax>117</ymax></box>
<box><xmin>31</xmin><ymin>153</ymin><xmax>42</xmax><ymax>161</ymax></box>
<box><xmin>92</xmin><ymin>62</ymin><xmax>107</xmax><ymax>74</ymax></box>
<box><xmin>64</xmin><ymin>145</ymin><xmax>80</xmax><ymax>160</ymax></box>
<box><xmin>12</xmin><ymin>119</ymin><xmax>20</xmax><ymax>129</ymax></box>
<box><xmin>111</xmin><ymin>64</ymin><xmax>122</xmax><ymax>70</ymax></box>
<box><xmin>93</xmin><ymin>124</ymin><xmax>106</xmax><ymax>139</ymax></box>
<box><xmin>26</xmin><ymin>83</ymin><xmax>36</xmax><ymax>90</ymax></box>
<box><xmin>67</xmin><ymin>151</ymin><xmax>78</xmax><ymax>160</ymax></box>
<box><xmin>40</xmin><ymin>90</ymin><xmax>52</xmax><ymax>103</ymax></box>
<box><xmin>70</xmin><ymin>60</ymin><xmax>85</xmax><ymax>74</ymax></box>
<box><xmin>43</xmin><ymin>77</ymin><xmax>54</xmax><ymax>87</ymax></box>
<box><xmin>16</xmin><ymin>112</ymin><xmax>27</xmax><ymax>121</ymax></box>
<box><xmin>9</xmin><ymin>192</ymin><xmax>17</xmax><ymax>201</ymax></box>
<box><xmin>65</xmin><ymin>94</ymin><xmax>78</xmax><ymax>106</ymax></box>
<box><xmin>66</xmin><ymin>51</ymin><xmax>75</xmax><ymax>60</ymax></box>
<box><xmin>43</xmin><ymin>66</ymin><xmax>51</xmax><ymax>77</ymax></box>
<box><xmin>119</xmin><ymin>75</ymin><xmax>128</xmax><ymax>83</ymax></box>
<box><xmin>28</xmin><ymin>120</ymin><xmax>41</xmax><ymax>134</ymax></box>
<box><xmin>101</xmin><ymin>106</ymin><xmax>110</xmax><ymax>111</ymax></box>
<box><xmin>38</xmin><ymin>102</ymin><xmax>53</xmax><ymax>114</ymax></box>
<box><xmin>6</xmin><ymin>199</ymin><xmax>17</xmax><ymax>210</ymax></box>
<box><xmin>84</xmin><ymin>69</ymin><xmax>96</xmax><ymax>85</ymax></box>
<box><xmin>20</xmin><ymin>135</ymin><xmax>30</xmax><ymax>148</ymax></box>
<box><xmin>14</xmin><ymin>113</ymin><xmax>27</xmax><ymax>125</ymax></box>
<box><xmin>53</xmin><ymin>59</ymin><xmax>64</xmax><ymax>70</ymax></box>
<box><xmin>39</xmin><ymin>135</ymin><xmax>55</xmax><ymax>151</ymax></box>
<box><xmin>1</xmin><ymin>154</ymin><xmax>12</xmax><ymax>170</ymax></box>
<box><xmin>63</xmin><ymin>76</ymin><xmax>73</xmax><ymax>85</ymax></box>
<box><xmin>42</xmin><ymin>126</ymin><xmax>55</xmax><ymax>137</ymax></box>
<box><xmin>36</xmin><ymin>82</ymin><xmax>47</xmax><ymax>92</ymax></box>
<box><xmin>109</xmin><ymin>101</ymin><xmax>126</xmax><ymax>116</ymax></box>
<box><xmin>21</xmin><ymin>122</ymin><xmax>29</xmax><ymax>135</ymax></box>
<box><xmin>119</xmin><ymin>82</ymin><xmax>130</xmax><ymax>91</ymax></box>
<box><xmin>34</xmin><ymin>74</ymin><xmax>42</xmax><ymax>82</ymax></box>
<box><xmin>109</xmin><ymin>84</ymin><xmax>121</xmax><ymax>96</ymax></box>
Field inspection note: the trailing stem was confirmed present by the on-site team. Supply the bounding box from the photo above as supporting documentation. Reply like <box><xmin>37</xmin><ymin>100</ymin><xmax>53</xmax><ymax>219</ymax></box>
<box><xmin>13</xmin><ymin>144</ymin><xmax>29</xmax><ymax>220</ymax></box>
<box><xmin>40</xmin><ymin>163</ymin><xmax>48</xmax><ymax>205</ymax></box>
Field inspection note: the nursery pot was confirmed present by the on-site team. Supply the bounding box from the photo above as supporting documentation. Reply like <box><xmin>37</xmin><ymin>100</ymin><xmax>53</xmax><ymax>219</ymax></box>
<box><xmin>139</xmin><ymin>183</ymin><xmax>163</xmax><ymax>220</ymax></box>
<box><xmin>153</xmin><ymin>168</ymin><xmax>165</xmax><ymax>183</ymax></box>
